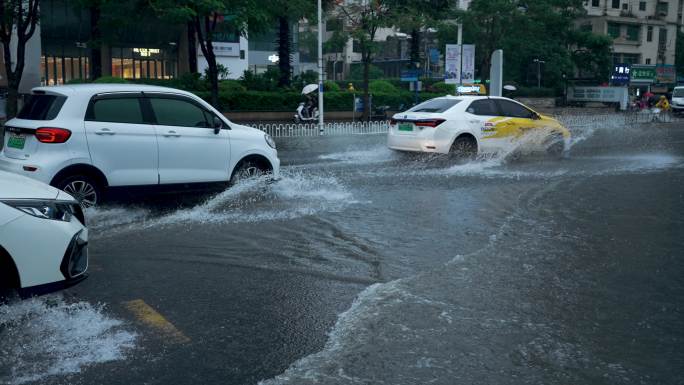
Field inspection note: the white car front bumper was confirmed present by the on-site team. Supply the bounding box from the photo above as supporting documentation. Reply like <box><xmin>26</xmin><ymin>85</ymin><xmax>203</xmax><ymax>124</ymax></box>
<box><xmin>0</xmin><ymin>206</ymin><xmax>88</xmax><ymax>289</ymax></box>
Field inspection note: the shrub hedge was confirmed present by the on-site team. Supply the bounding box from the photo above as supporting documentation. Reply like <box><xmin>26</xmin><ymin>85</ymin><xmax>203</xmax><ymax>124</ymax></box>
<box><xmin>192</xmin><ymin>90</ymin><xmax>448</xmax><ymax>112</ymax></box>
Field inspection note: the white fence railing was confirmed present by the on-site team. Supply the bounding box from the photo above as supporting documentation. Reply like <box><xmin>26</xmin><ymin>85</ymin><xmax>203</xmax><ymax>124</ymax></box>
<box><xmin>253</xmin><ymin>113</ymin><xmax>681</xmax><ymax>138</ymax></box>
<box><xmin>255</xmin><ymin>121</ymin><xmax>390</xmax><ymax>138</ymax></box>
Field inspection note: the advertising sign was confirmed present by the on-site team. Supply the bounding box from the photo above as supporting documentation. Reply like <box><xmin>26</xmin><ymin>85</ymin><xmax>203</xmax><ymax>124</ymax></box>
<box><xmin>630</xmin><ymin>65</ymin><xmax>656</xmax><ymax>84</ymax></box>
<box><xmin>207</xmin><ymin>42</ymin><xmax>240</xmax><ymax>57</ymax></box>
<box><xmin>655</xmin><ymin>64</ymin><xmax>676</xmax><ymax>84</ymax></box>
<box><xmin>445</xmin><ymin>44</ymin><xmax>462</xmax><ymax>84</ymax></box>
<box><xmin>610</xmin><ymin>63</ymin><xmax>630</xmax><ymax>85</ymax></box>
<box><xmin>461</xmin><ymin>44</ymin><xmax>475</xmax><ymax>83</ymax></box>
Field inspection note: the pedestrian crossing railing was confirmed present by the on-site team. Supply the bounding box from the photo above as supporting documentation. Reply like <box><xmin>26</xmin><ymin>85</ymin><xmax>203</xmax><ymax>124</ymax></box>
<box><xmin>252</xmin><ymin>112</ymin><xmax>681</xmax><ymax>138</ymax></box>
<box><xmin>254</xmin><ymin>121</ymin><xmax>390</xmax><ymax>138</ymax></box>
<box><xmin>556</xmin><ymin>111</ymin><xmax>681</xmax><ymax>129</ymax></box>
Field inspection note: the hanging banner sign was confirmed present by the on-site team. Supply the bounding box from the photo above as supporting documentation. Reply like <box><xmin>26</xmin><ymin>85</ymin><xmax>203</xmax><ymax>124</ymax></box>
<box><xmin>461</xmin><ymin>44</ymin><xmax>475</xmax><ymax>83</ymax></box>
<box><xmin>445</xmin><ymin>44</ymin><xmax>462</xmax><ymax>84</ymax></box>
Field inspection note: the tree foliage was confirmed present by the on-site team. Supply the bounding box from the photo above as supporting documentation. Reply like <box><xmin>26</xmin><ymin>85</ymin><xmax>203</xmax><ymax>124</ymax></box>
<box><xmin>149</xmin><ymin>0</ymin><xmax>269</xmax><ymax>107</ymax></box>
<box><xmin>436</xmin><ymin>0</ymin><xmax>611</xmax><ymax>90</ymax></box>
<box><xmin>0</xmin><ymin>0</ymin><xmax>40</xmax><ymax>118</ymax></box>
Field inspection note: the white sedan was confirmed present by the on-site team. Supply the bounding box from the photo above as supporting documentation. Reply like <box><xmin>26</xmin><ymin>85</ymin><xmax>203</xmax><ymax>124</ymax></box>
<box><xmin>0</xmin><ymin>170</ymin><xmax>88</xmax><ymax>296</ymax></box>
<box><xmin>388</xmin><ymin>96</ymin><xmax>570</xmax><ymax>156</ymax></box>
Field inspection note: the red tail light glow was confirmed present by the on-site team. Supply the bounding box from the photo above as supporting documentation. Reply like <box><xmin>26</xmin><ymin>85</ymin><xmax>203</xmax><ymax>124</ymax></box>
<box><xmin>414</xmin><ymin>119</ymin><xmax>446</xmax><ymax>128</ymax></box>
<box><xmin>389</xmin><ymin>118</ymin><xmax>397</xmax><ymax>126</ymax></box>
<box><xmin>35</xmin><ymin>127</ymin><xmax>71</xmax><ymax>143</ymax></box>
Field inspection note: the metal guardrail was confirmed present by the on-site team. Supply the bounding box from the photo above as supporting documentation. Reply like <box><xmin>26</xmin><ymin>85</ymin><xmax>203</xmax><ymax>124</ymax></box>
<box><xmin>253</xmin><ymin>112</ymin><xmax>681</xmax><ymax>138</ymax></box>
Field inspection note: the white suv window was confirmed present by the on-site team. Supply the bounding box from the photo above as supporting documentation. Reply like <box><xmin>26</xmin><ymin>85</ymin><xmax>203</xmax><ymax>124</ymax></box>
<box><xmin>88</xmin><ymin>98</ymin><xmax>145</xmax><ymax>124</ymax></box>
<box><xmin>149</xmin><ymin>97</ymin><xmax>211</xmax><ymax>128</ymax></box>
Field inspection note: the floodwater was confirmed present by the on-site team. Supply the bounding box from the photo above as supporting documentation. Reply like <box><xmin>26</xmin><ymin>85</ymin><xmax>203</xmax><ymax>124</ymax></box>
<box><xmin>1</xmin><ymin>118</ymin><xmax>683</xmax><ymax>385</ymax></box>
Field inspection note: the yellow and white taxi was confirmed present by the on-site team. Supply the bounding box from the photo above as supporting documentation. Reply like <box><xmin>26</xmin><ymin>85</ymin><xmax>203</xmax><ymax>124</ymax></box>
<box><xmin>387</xmin><ymin>96</ymin><xmax>570</xmax><ymax>156</ymax></box>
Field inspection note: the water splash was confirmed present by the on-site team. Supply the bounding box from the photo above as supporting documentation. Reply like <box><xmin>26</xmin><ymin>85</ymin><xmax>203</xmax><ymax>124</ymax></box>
<box><xmin>0</xmin><ymin>296</ymin><xmax>137</xmax><ymax>385</ymax></box>
<box><xmin>148</xmin><ymin>170</ymin><xmax>355</xmax><ymax>227</ymax></box>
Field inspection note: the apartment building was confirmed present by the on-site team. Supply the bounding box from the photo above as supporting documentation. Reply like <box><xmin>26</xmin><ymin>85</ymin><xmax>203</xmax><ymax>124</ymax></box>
<box><xmin>582</xmin><ymin>0</ymin><xmax>680</xmax><ymax>66</ymax></box>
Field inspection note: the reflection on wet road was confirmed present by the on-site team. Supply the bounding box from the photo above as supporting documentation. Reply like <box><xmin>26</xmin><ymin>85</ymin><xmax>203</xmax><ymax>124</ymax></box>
<box><xmin>2</xmin><ymin>120</ymin><xmax>683</xmax><ymax>385</ymax></box>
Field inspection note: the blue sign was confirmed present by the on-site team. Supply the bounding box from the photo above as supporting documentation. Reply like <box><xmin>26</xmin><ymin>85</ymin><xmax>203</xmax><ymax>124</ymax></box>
<box><xmin>429</xmin><ymin>48</ymin><xmax>440</xmax><ymax>64</ymax></box>
<box><xmin>611</xmin><ymin>63</ymin><xmax>630</xmax><ymax>85</ymax></box>
<box><xmin>401</xmin><ymin>70</ymin><xmax>422</xmax><ymax>82</ymax></box>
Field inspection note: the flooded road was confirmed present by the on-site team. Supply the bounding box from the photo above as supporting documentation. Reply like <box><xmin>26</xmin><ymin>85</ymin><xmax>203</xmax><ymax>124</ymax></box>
<box><xmin>2</xmin><ymin>120</ymin><xmax>683</xmax><ymax>385</ymax></box>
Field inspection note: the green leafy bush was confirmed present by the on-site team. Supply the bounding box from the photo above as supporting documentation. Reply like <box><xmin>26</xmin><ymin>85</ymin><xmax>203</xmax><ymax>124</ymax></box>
<box><xmin>369</xmin><ymin>80</ymin><xmax>398</xmax><ymax>94</ymax></box>
<box><xmin>65</xmin><ymin>78</ymin><xmax>88</xmax><ymax>84</ymax></box>
<box><xmin>348</xmin><ymin>64</ymin><xmax>384</xmax><ymax>80</ymax></box>
<box><xmin>324</xmin><ymin>81</ymin><xmax>340</xmax><ymax>92</ymax></box>
<box><xmin>513</xmin><ymin>86</ymin><xmax>557</xmax><ymax>98</ymax></box>
<box><xmin>219</xmin><ymin>80</ymin><xmax>247</xmax><ymax>93</ymax></box>
<box><xmin>428</xmin><ymin>82</ymin><xmax>454</xmax><ymax>94</ymax></box>
<box><xmin>240</xmin><ymin>69</ymin><xmax>279</xmax><ymax>91</ymax></box>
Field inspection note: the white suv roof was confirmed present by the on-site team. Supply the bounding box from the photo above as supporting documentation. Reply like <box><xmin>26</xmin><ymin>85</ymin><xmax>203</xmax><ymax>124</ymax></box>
<box><xmin>32</xmin><ymin>84</ymin><xmax>197</xmax><ymax>98</ymax></box>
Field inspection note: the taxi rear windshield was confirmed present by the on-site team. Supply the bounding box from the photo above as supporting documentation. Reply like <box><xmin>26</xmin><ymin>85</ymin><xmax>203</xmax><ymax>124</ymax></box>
<box><xmin>17</xmin><ymin>94</ymin><xmax>67</xmax><ymax>120</ymax></box>
<box><xmin>408</xmin><ymin>99</ymin><xmax>462</xmax><ymax>113</ymax></box>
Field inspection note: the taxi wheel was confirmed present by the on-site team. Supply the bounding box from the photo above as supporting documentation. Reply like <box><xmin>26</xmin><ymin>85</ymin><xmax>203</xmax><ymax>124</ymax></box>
<box><xmin>450</xmin><ymin>136</ymin><xmax>477</xmax><ymax>159</ymax></box>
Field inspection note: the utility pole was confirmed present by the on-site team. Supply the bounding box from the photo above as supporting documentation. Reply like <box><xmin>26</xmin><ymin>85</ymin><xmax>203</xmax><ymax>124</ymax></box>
<box><xmin>456</xmin><ymin>0</ymin><xmax>463</xmax><ymax>94</ymax></box>
<box><xmin>318</xmin><ymin>0</ymin><xmax>324</xmax><ymax>134</ymax></box>
<box><xmin>533</xmin><ymin>58</ymin><xmax>545</xmax><ymax>88</ymax></box>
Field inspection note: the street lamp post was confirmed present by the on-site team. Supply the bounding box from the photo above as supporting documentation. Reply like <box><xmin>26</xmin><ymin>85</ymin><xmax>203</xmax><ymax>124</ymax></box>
<box><xmin>533</xmin><ymin>58</ymin><xmax>545</xmax><ymax>88</ymax></box>
<box><xmin>317</xmin><ymin>0</ymin><xmax>324</xmax><ymax>134</ymax></box>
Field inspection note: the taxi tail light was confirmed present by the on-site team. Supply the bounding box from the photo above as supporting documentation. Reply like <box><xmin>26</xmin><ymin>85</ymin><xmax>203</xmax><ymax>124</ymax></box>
<box><xmin>35</xmin><ymin>127</ymin><xmax>71</xmax><ymax>143</ymax></box>
<box><xmin>389</xmin><ymin>118</ymin><xmax>397</xmax><ymax>126</ymax></box>
<box><xmin>414</xmin><ymin>119</ymin><xmax>445</xmax><ymax>128</ymax></box>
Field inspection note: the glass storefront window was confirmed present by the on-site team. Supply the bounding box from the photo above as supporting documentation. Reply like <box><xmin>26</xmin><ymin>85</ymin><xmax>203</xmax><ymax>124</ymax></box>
<box><xmin>111</xmin><ymin>46</ymin><xmax>176</xmax><ymax>80</ymax></box>
<box><xmin>41</xmin><ymin>53</ymin><xmax>89</xmax><ymax>86</ymax></box>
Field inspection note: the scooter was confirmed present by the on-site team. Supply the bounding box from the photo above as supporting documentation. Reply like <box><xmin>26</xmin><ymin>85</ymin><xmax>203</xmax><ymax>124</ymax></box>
<box><xmin>294</xmin><ymin>102</ymin><xmax>319</xmax><ymax>123</ymax></box>
<box><xmin>294</xmin><ymin>84</ymin><xmax>320</xmax><ymax>124</ymax></box>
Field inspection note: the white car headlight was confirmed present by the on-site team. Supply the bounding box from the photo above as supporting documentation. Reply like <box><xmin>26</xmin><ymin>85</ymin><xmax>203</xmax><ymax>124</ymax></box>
<box><xmin>264</xmin><ymin>133</ymin><xmax>276</xmax><ymax>149</ymax></box>
<box><xmin>1</xmin><ymin>199</ymin><xmax>79</xmax><ymax>222</ymax></box>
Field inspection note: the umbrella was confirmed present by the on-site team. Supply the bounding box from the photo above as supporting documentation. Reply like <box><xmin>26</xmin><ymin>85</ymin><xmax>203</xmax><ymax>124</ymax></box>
<box><xmin>503</xmin><ymin>85</ymin><xmax>517</xmax><ymax>91</ymax></box>
<box><xmin>302</xmin><ymin>84</ymin><xmax>319</xmax><ymax>95</ymax></box>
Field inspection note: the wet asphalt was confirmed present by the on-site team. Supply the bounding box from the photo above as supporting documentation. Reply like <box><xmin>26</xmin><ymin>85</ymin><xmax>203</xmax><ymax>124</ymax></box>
<box><xmin>1</xmin><ymin>119</ymin><xmax>683</xmax><ymax>385</ymax></box>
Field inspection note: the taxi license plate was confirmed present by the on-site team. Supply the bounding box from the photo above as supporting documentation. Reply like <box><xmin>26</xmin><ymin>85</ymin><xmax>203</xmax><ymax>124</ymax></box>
<box><xmin>398</xmin><ymin>123</ymin><xmax>413</xmax><ymax>132</ymax></box>
<box><xmin>7</xmin><ymin>133</ymin><xmax>26</xmax><ymax>149</ymax></box>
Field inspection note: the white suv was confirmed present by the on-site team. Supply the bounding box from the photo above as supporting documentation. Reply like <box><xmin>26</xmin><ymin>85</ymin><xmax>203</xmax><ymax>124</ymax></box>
<box><xmin>0</xmin><ymin>84</ymin><xmax>280</xmax><ymax>206</ymax></box>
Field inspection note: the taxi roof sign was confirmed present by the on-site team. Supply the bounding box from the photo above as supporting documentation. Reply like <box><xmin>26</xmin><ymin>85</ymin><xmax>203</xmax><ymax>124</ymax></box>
<box><xmin>456</xmin><ymin>84</ymin><xmax>487</xmax><ymax>95</ymax></box>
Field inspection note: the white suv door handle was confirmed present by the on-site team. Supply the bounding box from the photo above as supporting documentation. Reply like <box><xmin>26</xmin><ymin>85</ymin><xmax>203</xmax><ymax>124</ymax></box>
<box><xmin>95</xmin><ymin>128</ymin><xmax>115</xmax><ymax>135</ymax></box>
<box><xmin>163</xmin><ymin>130</ymin><xmax>181</xmax><ymax>137</ymax></box>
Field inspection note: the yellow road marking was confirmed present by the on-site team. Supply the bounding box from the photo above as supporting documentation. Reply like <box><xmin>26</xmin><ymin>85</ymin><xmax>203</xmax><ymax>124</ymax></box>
<box><xmin>123</xmin><ymin>299</ymin><xmax>191</xmax><ymax>344</ymax></box>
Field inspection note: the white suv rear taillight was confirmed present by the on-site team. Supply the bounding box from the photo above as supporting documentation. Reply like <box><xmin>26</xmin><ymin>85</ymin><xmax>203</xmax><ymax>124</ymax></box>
<box><xmin>35</xmin><ymin>128</ymin><xmax>71</xmax><ymax>143</ymax></box>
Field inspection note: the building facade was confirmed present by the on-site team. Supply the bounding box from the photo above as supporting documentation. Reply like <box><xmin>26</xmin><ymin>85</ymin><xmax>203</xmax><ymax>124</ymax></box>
<box><xmin>582</xmin><ymin>0</ymin><xmax>680</xmax><ymax>66</ymax></box>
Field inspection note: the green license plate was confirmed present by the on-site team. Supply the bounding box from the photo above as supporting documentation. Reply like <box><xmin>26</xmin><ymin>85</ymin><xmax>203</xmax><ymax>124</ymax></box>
<box><xmin>7</xmin><ymin>134</ymin><xmax>25</xmax><ymax>149</ymax></box>
<box><xmin>398</xmin><ymin>123</ymin><xmax>413</xmax><ymax>132</ymax></box>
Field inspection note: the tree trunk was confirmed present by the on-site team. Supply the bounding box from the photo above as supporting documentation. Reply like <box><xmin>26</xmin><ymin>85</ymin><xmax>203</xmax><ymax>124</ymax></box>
<box><xmin>207</xmin><ymin>54</ymin><xmax>219</xmax><ymax>107</ymax></box>
<box><xmin>362</xmin><ymin>54</ymin><xmax>370</xmax><ymax>121</ymax></box>
<box><xmin>410</xmin><ymin>28</ymin><xmax>420</xmax><ymax>68</ymax></box>
<box><xmin>277</xmin><ymin>16</ymin><xmax>291</xmax><ymax>88</ymax></box>
<box><xmin>89</xmin><ymin>6</ymin><xmax>102</xmax><ymax>79</ymax></box>
<box><xmin>5</xmin><ymin>78</ymin><xmax>19</xmax><ymax>119</ymax></box>
<box><xmin>187</xmin><ymin>21</ymin><xmax>198</xmax><ymax>73</ymax></box>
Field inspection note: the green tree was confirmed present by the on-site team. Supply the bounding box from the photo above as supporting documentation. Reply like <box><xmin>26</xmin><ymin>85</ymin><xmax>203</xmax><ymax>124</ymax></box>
<box><xmin>0</xmin><ymin>0</ymin><xmax>40</xmax><ymax>118</ymax></box>
<box><xmin>266</xmin><ymin>1</ymin><xmax>315</xmax><ymax>88</ymax></box>
<box><xmin>150</xmin><ymin>0</ymin><xmax>268</xmax><ymax>107</ymax></box>
<box><xmin>443</xmin><ymin>0</ymin><xmax>611</xmax><ymax>90</ymax></box>
<box><xmin>389</xmin><ymin>0</ymin><xmax>451</xmax><ymax>69</ymax></box>
<box><xmin>335</xmin><ymin>0</ymin><xmax>393</xmax><ymax>120</ymax></box>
